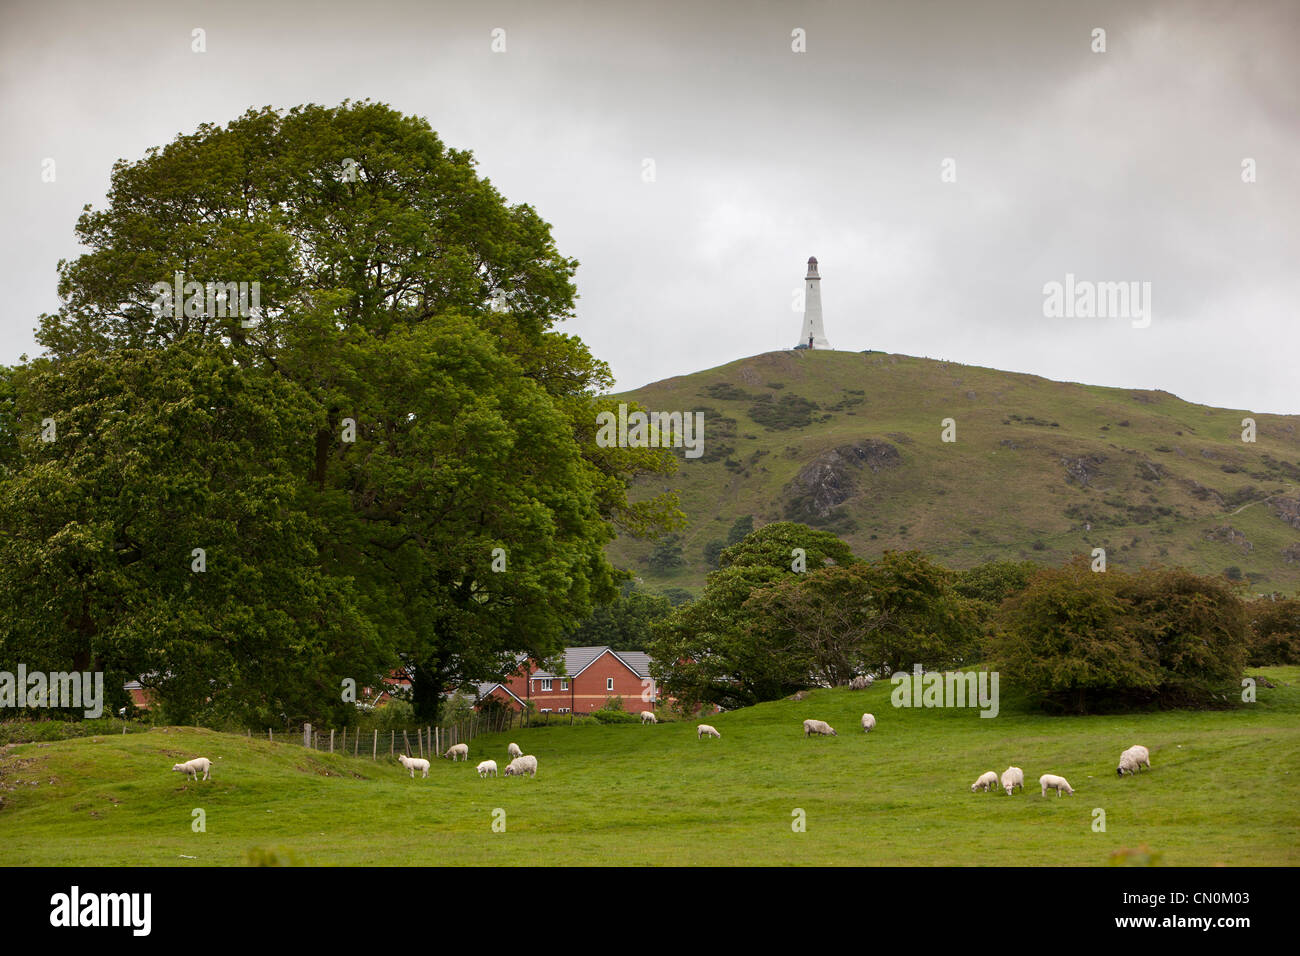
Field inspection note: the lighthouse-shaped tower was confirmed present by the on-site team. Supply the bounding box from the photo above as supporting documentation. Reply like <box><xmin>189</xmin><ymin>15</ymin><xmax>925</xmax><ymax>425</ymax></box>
<box><xmin>798</xmin><ymin>256</ymin><xmax>831</xmax><ymax>349</ymax></box>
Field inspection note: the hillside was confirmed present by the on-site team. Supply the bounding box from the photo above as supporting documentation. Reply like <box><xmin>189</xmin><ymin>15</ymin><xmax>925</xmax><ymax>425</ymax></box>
<box><xmin>609</xmin><ymin>350</ymin><xmax>1300</xmax><ymax>594</ymax></box>
<box><xmin>3</xmin><ymin>668</ymin><xmax>1298</xmax><ymax>866</ymax></box>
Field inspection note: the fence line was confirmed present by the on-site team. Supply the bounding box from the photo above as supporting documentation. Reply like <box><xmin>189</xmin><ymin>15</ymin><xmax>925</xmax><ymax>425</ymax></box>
<box><xmin>288</xmin><ymin>708</ymin><xmax>518</xmax><ymax>760</ymax></box>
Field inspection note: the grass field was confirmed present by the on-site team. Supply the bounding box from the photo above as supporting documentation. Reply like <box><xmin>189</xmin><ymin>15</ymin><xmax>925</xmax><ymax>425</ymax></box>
<box><xmin>3</xmin><ymin>668</ymin><xmax>1298</xmax><ymax>866</ymax></box>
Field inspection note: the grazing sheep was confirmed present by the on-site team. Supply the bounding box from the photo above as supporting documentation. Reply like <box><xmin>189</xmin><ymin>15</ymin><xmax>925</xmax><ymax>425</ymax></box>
<box><xmin>697</xmin><ymin>724</ymin><xmax>721</xmax><ymax>739</ymax></box>
<box><xmin>861</xmin><ymin>713</ymin><xmax>876</xmax><ymax>733</ymax></box>
<box><xmin>1039</xmin><ymin>773</ymin><xmax>1074</xmax><ymax>797</ymax></box>
<box><xmin>849</xmin><ymin>675</ymin><xmax>873</xmax><ymax>690</ymax></box>
<box><xmin>640</xmin><ymin>710</ymin><xmax>658</xmax><ymax>725</ymax></box>
<box><xmin>971</xmin><ymin>770</ymin><xmax>999</xmax><ymax>793</ymax></box>
<box><xmin>1117</xmin><ymin>745</ymin><xmax>1151</xmax><ymax>776</ymax></box>
<box><xmin>1000</xmin><ymin>766</ymin><xmax>1024</xmax><ymax>795</ymax></box>
<box><xmin>476</xmin><ymin>760</ymin><xmax>498</xmax><ymax>778</ymax></box>
<box><xmin>397</xmin><ymin>754</ymin><xmax>430</xmax><ymax>778</ymax></box>
<box><xmin>803</xmin><ymin>719</ymin><xmax>837</xmax><ymax>737</ymax></box>
<box><xmin>171</xmin><ymin>757</ymin><xmax>212</xmax><ymax>781</ymax></box>
<box><xmin>503</xmin><ymin>754</ymin><xmax>538</xmax><ymax>777</ymax></box>
<box><xmin>507</xmin><ymin>742</ymin><xmax>523</xmax><ymax>760</ymax></box>
<box><xmin>443</xmin><ymin>743</ymin><xmax>469</xmax><ymax>761</ymax></box>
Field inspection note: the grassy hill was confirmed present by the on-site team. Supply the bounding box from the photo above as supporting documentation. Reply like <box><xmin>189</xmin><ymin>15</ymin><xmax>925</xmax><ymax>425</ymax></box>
<box><xmin>3</xmin><ymin>667</ymin><xmax>1298</xmax><ymax>866</ymax></box>
<box><xmin>609</xmin><ymin>349</ymin><xmax>1300</xmax><ymax>595</ymax></box>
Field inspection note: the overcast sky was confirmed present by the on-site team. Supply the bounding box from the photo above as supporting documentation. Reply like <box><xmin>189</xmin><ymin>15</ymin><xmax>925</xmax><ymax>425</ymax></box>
<box><xmin>2</xmin><ymin>0</ymin><xmax>1296</xmax><ymax>412</ymax></box>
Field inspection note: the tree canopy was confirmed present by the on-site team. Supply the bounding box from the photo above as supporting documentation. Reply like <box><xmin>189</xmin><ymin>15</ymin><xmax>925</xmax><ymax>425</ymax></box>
<box><xmin>1</xmin><ymin>100</ymin><xmax>680</xmax><ymax>722</ymax></box>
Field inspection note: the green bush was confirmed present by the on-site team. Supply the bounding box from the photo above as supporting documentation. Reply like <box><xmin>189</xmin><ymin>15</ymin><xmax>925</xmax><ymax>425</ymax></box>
<box><xmin>992</xmin><ymin>559</ymin><xmax>1247</xmax><ymax>713</ymax></box>
<box><xmin>356</xmin><ymin>699</ymin><xmax>416</xmax><ymax>734</ymax></box>
<box><xmin>1246</xmin><ymin>596</ymin><xmax>1300</xmax><ymax>665</ymax></box>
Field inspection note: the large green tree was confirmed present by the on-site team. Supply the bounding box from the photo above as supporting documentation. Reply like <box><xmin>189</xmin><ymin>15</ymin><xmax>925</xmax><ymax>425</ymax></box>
<box><xmin>0</xmin><ymin>340</ymin><xmax>382</xmax><ymax>725</ymax></box>
<box><xmin>648</xmin><ymin>522</ymin><xmax>855</xmax><ymax>709</ymax></box>
<box><xmin>6</xmin><ymin>101</ymin><xmax>679</xmax><ymax>721</ymax></box>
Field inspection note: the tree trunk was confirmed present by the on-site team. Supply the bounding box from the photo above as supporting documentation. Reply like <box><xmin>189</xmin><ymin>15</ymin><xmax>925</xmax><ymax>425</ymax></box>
<box><xmin>411</xmin><ymin>660</ymin><xmax>443</xmax><ymax>722</ymax></box>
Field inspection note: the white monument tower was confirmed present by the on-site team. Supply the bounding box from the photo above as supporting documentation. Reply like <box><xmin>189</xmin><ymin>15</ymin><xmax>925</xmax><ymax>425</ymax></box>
<box><xmin>798</xmin><ymin>256</ymin><xmax>831</xmax><ymax>349</ymax></box>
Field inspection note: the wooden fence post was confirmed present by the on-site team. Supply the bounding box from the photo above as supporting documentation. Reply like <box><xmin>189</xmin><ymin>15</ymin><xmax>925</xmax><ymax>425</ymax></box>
<box><xmin>354</xmin><ymin>731</ymin><xmax>359</xmax><ymax>757</ymax></box>
<box><xmin>390</xmin><ymin>730</ymin><xmax>394</xmax><ymax>756</ymax></box>
<box><xmin>373</xmin><ymin>729</ymin><xmax>378</xmax><ymax>760</ymax></box>
<box><xmin>417</xmin><ymin>728</ymin><xmax>423</xmax><ymax>759</ymax></box>
<box><xmin>268</xmin><ymin>728</ymin><xmax>273</xmax><ymax>742</ymax></box>
<box><xmin>330</xmin><ymin>729</ymin><xmax>335</xmax><ymax>754</ymax></box>
<box><xmin>402</xmin><ymin>729</ymin><xmax>411</xmax><ymax>756</ymax></box>
<box><xmin>303</xmin><ymin>723</ymin><xmax>312</xmax><ymax>748</ymax></box>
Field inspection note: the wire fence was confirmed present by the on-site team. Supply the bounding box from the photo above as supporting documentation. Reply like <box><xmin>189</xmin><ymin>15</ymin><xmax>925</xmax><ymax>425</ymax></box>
<box><xmin>250</xmin><ymin>708</ymin><xmax>521</xmax><ymax>760</ymax></box>
<box><xmin>249</xmin><ymin>704</ymin><xmax>605</xmax><ymax>760</ymax></box>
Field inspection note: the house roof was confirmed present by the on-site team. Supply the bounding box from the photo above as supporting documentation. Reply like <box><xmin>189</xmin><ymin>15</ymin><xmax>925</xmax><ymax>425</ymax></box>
<box><xmin>475</xmin><ymin>682</ymin><xmax>524</xmax><ymax>706</ymax></box>
<box><xmin>529</xmin><ymin>646</ymin><xmax>653</xmax><ymax>680</ymax></box>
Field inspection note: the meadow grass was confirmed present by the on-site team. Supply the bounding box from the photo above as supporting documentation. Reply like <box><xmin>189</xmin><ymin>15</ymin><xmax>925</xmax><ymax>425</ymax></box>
<box><xmin>2</xmin><ymin>667</ymin><xmax>1297</xmax><ymax>866</ymax></box>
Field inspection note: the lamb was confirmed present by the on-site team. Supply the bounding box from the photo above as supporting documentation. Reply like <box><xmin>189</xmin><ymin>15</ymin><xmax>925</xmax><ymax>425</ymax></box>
<box><xmin>971</xmin><ymin>770</ymin><xmax>998</xmax><ymax>793</ymax></box>
<box><xmin>1039</xmin><ymin>773</ymin><xmax>1074</xmax><ymax>797</ymax></box>
<box><xmin>803</xmin><ymin>719</ymin><xmax>836</xmax><ymax>737</ymax></box>
<box><xmin>171</xmin><ymin>757</ymin><xmax>212</xmax><ymax>781</ymax></box>
<box><xmin>1117</xmin><ymin>745</ymin><xmax>1151</xmax><ymax>776</ymax></box>
<box><xmin>507</xmin><ymin>742</ymin><xmax>523</xmax><ymax>760</ymax></box>
<box><xmin>697</xmin><ymin>724</ymin><xmax>721</xmax><ymax>739</ymax></box>
<box><xmin>849</xmin><ymin>675</ymin><xmax>873</xmax><ymax>690</ymax></box>
<box><xmin>640</xmin><ymin>710</ymin><xmax>658</xmax><ymax>724</ymax></box>
<box><xmin>476</xmin><ymin>759</ymin><xmax>498</xmax><ymax>778</ymax></box>
<box><xmin>397</xmin><ymin>754</ymin><xmax>430</xmax><ymax>778</ymax></box>
<box><xmin>443</xmin><ymin>743</ymin><xmax>469</xmax><ymax>761</ymax></box>
<box><xmin>503</xmin><ymin>754</ymin><xmax>538</xmax><ymax>777</ymax></box>
<box><xmin>1000</xmin><ymin>766</ymin><xmax>1024</xmax><ymax>795</ymax></box>
<box><xmin>861</xmin><ymin>713</ymin><xmax>876</xmax><ymax>733</ymax></box>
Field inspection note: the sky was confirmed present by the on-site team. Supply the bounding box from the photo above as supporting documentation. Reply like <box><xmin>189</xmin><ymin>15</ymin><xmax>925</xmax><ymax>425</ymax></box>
<box><xmin>2</xmin><ymin>0</ymin><xmax>1297</xmax><ymax>412</ymax></box>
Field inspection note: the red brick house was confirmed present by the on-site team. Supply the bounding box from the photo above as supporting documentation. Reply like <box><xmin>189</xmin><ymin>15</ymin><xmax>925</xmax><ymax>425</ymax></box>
<box><xmin>475</xmin><ymin>646</ymin><xmax>657</xmax><ymax>715</ymax></box>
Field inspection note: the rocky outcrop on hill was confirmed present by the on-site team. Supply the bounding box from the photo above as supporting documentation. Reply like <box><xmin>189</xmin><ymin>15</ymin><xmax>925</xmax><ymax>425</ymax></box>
<box><xmin>1271</xmin><ymin>497</ymin><xmax>1300</xmax><ymax>531</ymax></box>
<box><xmin>1204</xmin><ymin>525</ymin><xmax>1252</xmax><ymax>554</ymax></box>
<box><xmin>783</xmin><ymin>439</ymin><xmax>901</xmax><ymax>524</ymax></box>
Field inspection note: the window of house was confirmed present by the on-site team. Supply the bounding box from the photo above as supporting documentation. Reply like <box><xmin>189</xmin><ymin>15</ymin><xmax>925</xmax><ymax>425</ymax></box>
<box><xmin>540</xmin><ymin>708</ymin><xmax>551</xmax><ymax>714</ymax></box>
<box><xmin>606</xmin><ymin>678</ymin><xmax>614</xmax><ymax>691</ymax></box>
<box><xmin>541</xmin><ymin>678</ymin><xmax>552</xmax><ymax>692</ymax></box>
<box><xmin>560</xmin><ymin>679</ymin><xmax>568</xmax><ymax>690</ymax></box>
<box><xmin>558</xmin><ymin>707</ymin><xmax>570</xmax><ymax>714</ymax></box>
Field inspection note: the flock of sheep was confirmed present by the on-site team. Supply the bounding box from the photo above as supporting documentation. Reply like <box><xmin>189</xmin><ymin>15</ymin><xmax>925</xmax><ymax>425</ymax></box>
<box><xmin>396</xmin><ymin>741</ymin><xmax>539</xmax><ymax>779</ymax></box>
<box><xmin>167</xmin><ymin>704</ymin><xmax>1155</xmax><ymax>797</ymax></box>
<box><xmin>792</xmin><ymin>713</ymin><xmax>1152</xmax><ymax>798</ymax></box>
<box><xmin>969</xmin><ymin>744</ymin><xmax>1151</xmax><ymax>797</ymax></box>
<box><xmin>168</xmin><ymin>741</ymin><xmax>542</xmax><ymax>784</ymax></box>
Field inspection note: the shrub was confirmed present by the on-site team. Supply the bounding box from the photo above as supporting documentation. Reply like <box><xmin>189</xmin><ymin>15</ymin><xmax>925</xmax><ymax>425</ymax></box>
<box><xmin>1246</xmin><ymin>596</ymin><xmax>1300</xmax><ymax>665</ymax></box>
<box><xmin>993</xmin><ymin>559</ymin><xmax>1247</xmax><ymax>713</ymax></box>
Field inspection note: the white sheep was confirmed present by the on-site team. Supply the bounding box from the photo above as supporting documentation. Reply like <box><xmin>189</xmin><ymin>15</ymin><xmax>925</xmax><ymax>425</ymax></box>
<box><xmin>697</xmin><ymin>724</ymin><xmax>721</xmax><ymax>739</ymax></box>
<box><xmin>443</xmin><ymin>743</ymin><xmax>469</xmax><ymax>761</ymax></box>
<box><xmin>507</xmin><ymin>742</ymin><xmax>523</xmax><ymax>760</ymax></box>
<box><xmin>397</xmin><ymin>754</ymin><xmax>430</xmax><ymax>778</ymax></box>
<box><xmin>1000</xmin><ymin>766</ymin><xmax>1024</xmax><ymax>795</ymax></box>
<box><xmin>971</xmin><ymin>770</ymin><xmax>998</xmax><ymax>793</ymax></box>
<box><xmin>171</xmin><ymin>757</ymin><xmax>211</xmax><ymax>781</ymax></box>
<box><xmin>1117</xmin><ymin>745</ymin><xmax>1151</xmax><ymax>776</ymax></box>
<box><xmin>476</xmin><ymin>759</ymin><xmax>498</xmax><ymax>778</ymax></box>
<box><xmin>861</xmin><ymin>713</ymin><xmax>876</xmax><ymax>733</ymax></box>
<box><xmin>803</xmin><ymin>719</ymin><xmax>837</xmax><ymax>737</ymax></box>
<box><xmin>503</xmin><ymin>754</ymin><xmax>538</xmax><ymax>777</ymax></box>
<box><xmin>1039</xmin><ymin>773</ymin><xmax>1074</xmax><ymax>797</ymax></box>
<box><xmin>640</xmin><ymin>710</ymin><xmax>658</xmax><ymax>725</ymax></box>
